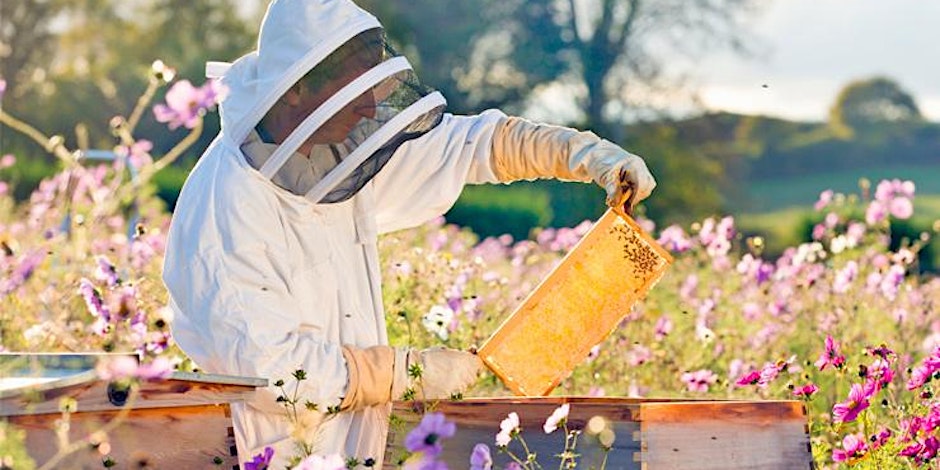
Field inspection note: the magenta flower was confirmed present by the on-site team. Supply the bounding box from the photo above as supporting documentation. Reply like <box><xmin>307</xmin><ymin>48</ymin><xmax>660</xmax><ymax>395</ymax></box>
<box><xmin>244</xmin><ymin>447</ymin><xmax>274</xmax><ymax>470</ymax></box>
<box><xmin>865</xmin><ymin>358</ymin><xmax>894</xmax><ymax>392</ymax></box>
<box><xmin>153</xmin><ymin>79</ymin><xmax>223</xmax><ymax>130</ymax></box>
<box><xmin>870</xmin><ymin>428</ymin><xmax>892</xmax><ymax>450</ymax></box>
<box><xmin>405</xmin><ymin>412</ymin><xmax>456</xmax><ymax>457</ymax></box>
<box><xmin>832</xmin><ymin>433</ymin><xmax>867</xmax><ymax>463</ymax></box>
<box><xmin>469</xmin><ymin>443</ymin><xmax>492</xmax><ymax>470</ymax></box>
<box><xmin>815</xmin><ymin>335</ymin><xmax>846</xmax><ymax>371</ymax></box>
<box><xmin>735</xmin><ymin>370</ymin><xmax>761</xmax><ymax>387</ymax></box>
<box><xmin>900</xmin><ymin>436</ymin><xmax>940</xmax><ymax>465</ymax></box>
<box><xmin>832</xmin><ymin>383</ymin><xmax>871</xmax><ymax>423</ymax></box>
<box><xmin>792</xmin><ymin>383</ymin><xmax>818</xmax><ymax>398</ymax></box>
<box><xmin>0</xmin><ymin>78</ymin><xmax>6</xmax><ymax>100</ymax></box>
<box><xmin>908</xmin><ymin>364</ymin><xmax>933</xmax><ymax>390</ymax></box>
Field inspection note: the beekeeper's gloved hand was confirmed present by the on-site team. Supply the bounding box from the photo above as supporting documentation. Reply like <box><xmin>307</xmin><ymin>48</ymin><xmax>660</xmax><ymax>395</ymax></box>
<box><xmin>490</xmin><ymin>116</ymin><xmax>656</xmax><ymax>215</ymax></box>
<box><xmin>339</xmin><ymin>345</ymin><xmax>481</xmax><ymax>411</ymax></box>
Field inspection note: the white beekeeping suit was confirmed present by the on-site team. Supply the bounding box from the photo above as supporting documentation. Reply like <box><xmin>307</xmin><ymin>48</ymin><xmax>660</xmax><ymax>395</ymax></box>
<box><xmin>163</xmin><ymin>0</ymin><xmax>656</xmax><ymax>467</ymax></box>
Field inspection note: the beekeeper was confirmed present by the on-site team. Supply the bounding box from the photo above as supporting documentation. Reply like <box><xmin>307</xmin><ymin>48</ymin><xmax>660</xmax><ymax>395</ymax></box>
<box><xmin>162</xmin><ymin>0</ymin><xmax>656</xmax><ymax>467</ymax></box>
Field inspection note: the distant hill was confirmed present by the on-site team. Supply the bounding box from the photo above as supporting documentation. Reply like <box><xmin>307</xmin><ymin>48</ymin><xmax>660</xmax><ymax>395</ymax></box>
<box><xmin>641</xmin><ymin>111</ymin><xmax>940</xmax><ymax>212</ymax></box>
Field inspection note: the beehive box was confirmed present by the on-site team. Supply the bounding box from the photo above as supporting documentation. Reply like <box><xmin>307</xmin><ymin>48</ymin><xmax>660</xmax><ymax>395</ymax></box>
<box><xmin>0</xmin><ymin>354</ymin><xmax>266</xmax><ymax>469</ymax></box>
<box><xmin>385</xmin><ymin>397</ymin><xmax>813</xmax><ymax>469</ymax></box>
<box><xmin>479</xmin><ymin>209</ymin><xmax>673</xmax><ymax>396</ymax></box>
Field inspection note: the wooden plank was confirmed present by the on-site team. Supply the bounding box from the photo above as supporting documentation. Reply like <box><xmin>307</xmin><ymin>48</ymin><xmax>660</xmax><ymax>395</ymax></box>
<box><xmin>8</xmin><ymin>405</ymin><xmax>239</xmax><ymax>468</ymax></box>
<box><xmin>478</xmin><ymin>209</ymin><xmax>673</xmax><ymax>396</ymax></box>
<box><xmin>635</xmin><ymin>401</ymin><xmax>812</xmax><ymax>469</ymax></box>
<box><xmin>1</xmin><ymin>375</ymin><xmax>260</xmax><ymax>416</ymax></box>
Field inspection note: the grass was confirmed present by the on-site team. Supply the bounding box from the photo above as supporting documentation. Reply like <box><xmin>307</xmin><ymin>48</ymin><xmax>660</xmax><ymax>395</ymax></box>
<box><xmin>736</xmin><ymin>164</ymin><xmax>940</xmax><ymax>213</ymax></box>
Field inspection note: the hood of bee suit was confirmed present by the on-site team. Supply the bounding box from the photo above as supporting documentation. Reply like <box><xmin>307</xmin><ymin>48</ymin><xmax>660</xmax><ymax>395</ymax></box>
<box><xmin>207</xmin><ymin>0</ymin><xmax>445</xmax><ymax>204</ymax></box>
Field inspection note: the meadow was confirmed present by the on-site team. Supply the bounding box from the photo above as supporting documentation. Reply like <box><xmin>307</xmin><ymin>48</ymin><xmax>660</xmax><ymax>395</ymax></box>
<box><xmin>2</xmin><ymin>74</ymin><xmax>940</xmax><ymax>470</ymax></box>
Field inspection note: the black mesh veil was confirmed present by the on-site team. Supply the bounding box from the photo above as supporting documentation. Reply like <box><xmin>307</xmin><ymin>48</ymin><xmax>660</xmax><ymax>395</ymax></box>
<box><xmin>240</xmin><ymin>28</ymin><xmax>446</xmax><ymax>203</ymax></box>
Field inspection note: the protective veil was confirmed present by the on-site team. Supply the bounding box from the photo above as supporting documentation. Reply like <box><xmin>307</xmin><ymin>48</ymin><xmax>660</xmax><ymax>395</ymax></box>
<box><xmin>163</xmin><ymin>0</ymin><xmax>503</xmax><ymax>467</ymax></box>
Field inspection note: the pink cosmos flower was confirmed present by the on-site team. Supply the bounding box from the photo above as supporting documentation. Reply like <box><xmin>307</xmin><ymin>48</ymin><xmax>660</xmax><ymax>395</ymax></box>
<box><xmin>832</xmin><ymin>433</ymin><xmax>867</xmax><ymax>463</ymax></box>
<box><xmin>865</xmin><ymin>200</ymin><xmax>887</xmax><ymax>225</ymax></box>
<box><xmin>153</xmin><ymin>79</ymin><xmax>224</xmax><ymax>130</ymax></box>
<box><xmin>792</xmin><ymin>383</ymin><xmax>818</xmax><ymax>398</ymax></box>
<box><xmin>900</xmin><ymin>436</ymin><xmax>940</xmax><ymax>466</ymax></box>
<box><xmin>654</xmin><ymin>315</ymin><xmax>673</xmax><ymax>340</ymax></box>
<box><xmin>832</xmin><ymin>261</ymin><xmax>858</xmax><ymax>294</ymax></box>
<box><xmin>94</xmin><ymin>255</ymin><xmax>120</xmax><ymax>287</ymax></box>
<box><xmin>814</xmin><ymin>190</ymin><xmax>834</xmax><ymax>211</ymax></box>
<box><xmin>0</xmin><ymin>154</ymin><xmax>15</xmax><ymax>169</ymax></box>
<box><xmin>0</xmin><ymin>79</ymin><xmax>6</xmax><ymax>100</ymax></box>
<box><xmin>870</xmin><ymin>428</ymin><xmax>892</xmax><ymax>450</ymax></box>
<box><xmin>543</xmin><ymin>403</ymin><xmax>570</xmax><ymax>434</ymax></box>
<box><xmin>681</xmin><ymin>369</ymin><xmax>718</xmax><ymax>393</ymax></box>
<box><xmin>79</xmin><ymin>278</ymin><xmax>112</xmax><ymax>322</ymax></box>
<box><xmin>116</xmin><ymin>139</ymin><xmax>154</xmax><ymax>170</ymax></box>
<box><xmin>832</xmin><ymin>383</ymin><xmax>871</xmax><ymax>423</ymax></box>
<box><xmin>627</xmin><ymin>345</ymin><xmax>651</xmax><ymax>366</ymax></box>
<box><xmin>405</xmin><ymin>412</ymin><xmax>456</xmax><ymax>457</ymax></box>
<box><xmin>135</xmin><ymin>357</ymin><xmax>174</xmax><ymax>380</ymax></box>
<box><xmin>95</xmin><ymin>356</ymin><xmax>173</xmax><ymax>381</ymax></box>
<box><xmin>735</xmin><ymin>370</ymin><xmax>761</xmax><ymax>387</ymax></box>
<box><xmin>815</xmin><ymin>335</ymin><xmax>846</xmax><ymax>371</ymax></box>
<box><xmin>657</xmin><ymin>225</ymin><xmax>693</xmax><ymax>253</ymax></box>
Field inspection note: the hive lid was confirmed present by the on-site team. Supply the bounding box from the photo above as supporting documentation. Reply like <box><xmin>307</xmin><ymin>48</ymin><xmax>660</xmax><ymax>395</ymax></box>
<box><xmin>0</xmin><ymin>353</ymin><xmax>267</xmax><ymax>415</ymax></box>
<box><xmin>478</xmin><ymin>208</ymin><xmax>672</xmax><ymax>396</ymax></box>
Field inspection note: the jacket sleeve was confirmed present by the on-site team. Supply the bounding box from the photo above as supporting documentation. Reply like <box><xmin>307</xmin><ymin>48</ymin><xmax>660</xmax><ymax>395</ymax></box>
<box><xmin>165</xmin><ymin>244</ymin><xmax>350</xmax><ymax>413</ymax></box>
<box><xmin>371</xmin><ymin>109</ymin><xmax>506</xmax><ymax>234</ymax></box>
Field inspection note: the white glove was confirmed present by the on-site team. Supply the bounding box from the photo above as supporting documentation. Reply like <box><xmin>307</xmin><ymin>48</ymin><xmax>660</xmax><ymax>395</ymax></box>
<box><xmin>340</xmin><ymin>345</ymin><xmax>481</xmax><ymax>410</ymax></box>
<box><xmin>572</xmin><ymin>136</ymin><xmax>657</xmax><ymax>213</ymax></box>
<box><xmin>491</xmin><ymin>116</ymin><xmax>656</xmax><ymax>214</ymax></box>
<box><xmin>395</xmin><ymin>347</ymin><xmax>482</xmax><ymax>401</ymax></box>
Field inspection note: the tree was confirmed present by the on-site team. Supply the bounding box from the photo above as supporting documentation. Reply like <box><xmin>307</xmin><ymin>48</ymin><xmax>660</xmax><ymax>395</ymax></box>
<box><xmin>828</xmin><ymin>76</ymin><xmax>923</xmax><ymax>138</ymax></box>
<box><xmin>0</xmin><ymin>0</ymin><xmax>69</xmax><ymax>97</ymax></box>
<box><xmin>355</xmin><ymin>0</ymin><xmax>568</xmax><ymax>115</ymax></box>
<box><xmin>359</xmin><ymin>0</ymin><xmax>764</xmax><ymax>138</ymax></box>
<box><xmin>2</xmin><ymin>0</ymin><xmax>257</xmax><ymax>158</ymax></box>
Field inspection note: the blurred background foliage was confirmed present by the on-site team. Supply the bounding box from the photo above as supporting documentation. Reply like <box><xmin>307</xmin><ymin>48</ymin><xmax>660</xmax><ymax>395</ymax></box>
<box><xmin>2</xmin><ymin>0</ymin><xmax>938</xmax><ymax>268</ymax></box>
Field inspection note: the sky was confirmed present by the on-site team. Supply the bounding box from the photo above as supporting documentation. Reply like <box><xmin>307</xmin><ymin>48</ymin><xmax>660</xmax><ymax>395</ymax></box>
<box><xmin>692</xmin><ymin>0</ymin><xmax>940</xmax><ymax>122</ymax></box>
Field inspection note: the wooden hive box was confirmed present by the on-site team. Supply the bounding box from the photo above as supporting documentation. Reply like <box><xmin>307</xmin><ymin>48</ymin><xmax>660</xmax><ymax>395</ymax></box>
<box><xmin>385</xmin><ymin>397</ymin><xmax>813</xmax><ymax>470</ymax></box>
<box><xmin>0</xmin><ymin>353</ymin><xmax>266</xmax><ymax>469</ymax></box>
